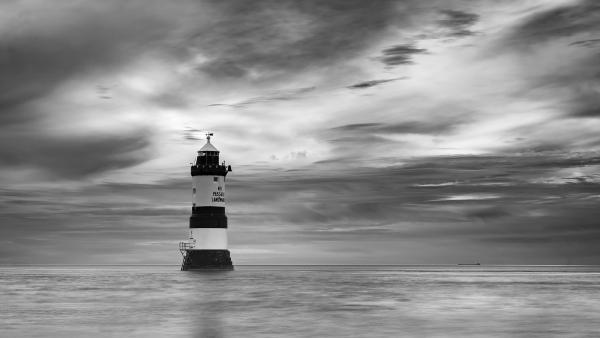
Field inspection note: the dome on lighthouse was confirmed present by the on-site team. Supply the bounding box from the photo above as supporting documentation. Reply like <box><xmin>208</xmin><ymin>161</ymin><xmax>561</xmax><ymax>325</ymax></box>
<box><xmin>199</xmin><ymin>141</ymin><xmax>219</xmax><ymax>152</ymax></box>
<box><xmin>198</xmin><ymin>133</ymin><xmax>219</xmax><ymax>152</ymax></box>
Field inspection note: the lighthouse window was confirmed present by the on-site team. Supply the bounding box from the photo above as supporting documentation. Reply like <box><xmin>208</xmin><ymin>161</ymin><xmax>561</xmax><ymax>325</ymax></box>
<box><xmin>192</xmin><ymin>188</ymin><xmax>196</xmax><ymax>194</ymax></box>
<box><xmin>213</xmin><ymin>177</ymin><xmax>219</xmax><ymax>182</ymax></box>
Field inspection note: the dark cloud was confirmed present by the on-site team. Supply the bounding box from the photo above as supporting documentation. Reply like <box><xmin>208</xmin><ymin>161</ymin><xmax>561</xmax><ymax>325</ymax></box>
<box><xmin>438</xmin><ymin>10</ymin><xmax>479</xmax><ymax>37</ymax></box>
<box><xmin>183</xmin><ymin>127</ymin><xmax>204</xmax><ymax>141</ymax></box>
<box><xmin>499</xmin><ymin>1</ymin><xmax>600</xmax><ymax>121</ymax></box>
<box><xmin>200</xmin><ymin>59</ymin><xmax>248</xmax><ymax>78</ymax></box>
<box><xmin>568</xmin><ymin>90</ymin><xmax>600</xmax><ymax>117</ymax></box>
<box><xmin>464</xmin><ymin>206</ymin><xmax>511</xmax><ymax>220</ymax></box>
<box><xmin>0</xmin><ymin>1</ymin><xmax>182</xmax><ymax>121</ymax></box>
<box><xmin>405</xmin><ymin>152</ymin><xmax>600</xmax><ymax>172</ymax></box>
<box><xmin>332</xmin><ymin>123</ymin><xmax>380</xmax><ymax>131</ymax></box>
<box><xmin>569</xmin><ymin>38</ymin><xmax>600</xmax><ymax>48</ymax></box>
<box><xmin>547</xmin><ymin>60</ymin><xmax>600</xmax><ymax>120</ymax></box>
<box><xmin>1</xmin><ymin>0</ymin><xmax>599</xmax><ymax>265</ymax></box>
<box><xmin>0</xmin><ymin>129</ymin><xmax>152</xmax><ymax>178</ymax></box>
<box><xmin>192</xmin><ymin>0</ymin><xmax>408</xmax><ymax>78</ymax></box>
<box><xmin>226</xmin><ymin>155</ymin><xmax>600</xmax><ymax>263</ymax></box>
<box><xmin>378</xmin><ymin>44</ymin><xmax>427</xmax><ymax>66</ymax></box>
<box><xmin>478</xmin><ymin>203</ymin><xmax>600</xmax><ymax>256</ymax></box>
<box><xmin>0</xmin><ymin>175</ymin><xmax>192</xmax><ymax>264</ymax></box>
<box><xmin>322</xmin><ymin>116</ymin><xmax>469</xmax><ymax>162</ymax></box>
<box><xmin>0</xmin><ymin>1</ymin><xmax>182</xmax><ymax>181</ymax></box>
<box><xmin>2</xmin><ymin>150</ymin><xmax>600</xmax><ymax>263</ymax></box>
<box><xmin>0</xmin><ymin>100</ymin><xmax>39</xmax><ymax>127</ymax></box>
<box><xmin>347</xmin><ymin>78</ymin><xmax>406</xmax><ymax>89</ymax></box>
<box><xmin>507</xmin><ymin>0</ymin><xmax>600</xmax><ymax>46</ymax></box>
<box><xmin>331</xmin><ymin>119</ymin><xmax>464</xmax><ymax>135</ymax></box>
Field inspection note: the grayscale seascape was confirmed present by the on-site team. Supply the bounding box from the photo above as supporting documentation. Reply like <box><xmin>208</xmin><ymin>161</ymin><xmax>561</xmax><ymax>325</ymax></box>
<box><xmin>2</xmin><ymin>265</ymin><xmax>600</xmax><ymax>337</ymax></box>
<box><xmin>3</xmin><ymin>0</ymin><xmax>600</xmax><ymax>336</ymax></box>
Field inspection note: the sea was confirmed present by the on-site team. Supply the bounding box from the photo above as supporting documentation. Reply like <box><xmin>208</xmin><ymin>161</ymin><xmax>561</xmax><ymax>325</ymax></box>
<box><xmin>1</xmin><ymin>265</ymin><xmax>599</xmax><ymax>337</ymax></box>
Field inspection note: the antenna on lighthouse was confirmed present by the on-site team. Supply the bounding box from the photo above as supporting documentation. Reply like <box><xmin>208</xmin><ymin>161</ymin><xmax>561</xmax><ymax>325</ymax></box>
<box><xmin>206</xmin><ymin>132</ymin><xmax>214</xmax><ymax>142</ymax></box>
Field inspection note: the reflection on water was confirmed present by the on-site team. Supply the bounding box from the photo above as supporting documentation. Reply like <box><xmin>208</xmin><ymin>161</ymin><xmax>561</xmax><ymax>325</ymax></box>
<box><xmin>1</xmin><ymin>265</ymin><xmax>600</xmax><ymax>337</ymax></box>
<box><xmin>187</xmin><ymin>270</ymin><xmax>232</xmax><ymax>338</ymax></box>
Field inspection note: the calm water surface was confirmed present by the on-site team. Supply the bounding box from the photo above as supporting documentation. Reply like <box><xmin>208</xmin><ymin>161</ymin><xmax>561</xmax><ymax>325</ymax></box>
<box><xmin>1</xmin><ymin>265</ymin><xmax>600</xmax><ymax>337</ymax></box>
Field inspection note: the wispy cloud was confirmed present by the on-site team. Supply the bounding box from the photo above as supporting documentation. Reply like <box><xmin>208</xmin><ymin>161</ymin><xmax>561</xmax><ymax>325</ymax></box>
<box><xmin>430</xmin><ymin>194</ymin><xmax>501</xmax><ymax>202</ymax></box>
<box><xmin>438</xmin><ymin>10</ymin><xmax>479</xmax><ymax>37</ymax></box>
<box><xmin>190</xmin><ymin>0</ymin><xmax>409</xmax><ymax>79</ymax></box>
<box><xmin>378</xmin><ymin>44</ymin><xmax>427</xmax><ymax>66</ymax></box>
<box><xmin>183</xmin><ymin>127</ymin><xmax>204</xmax><ymax>141</ymax></box>
<box><xmin>0</xmin><ymin>129</ymin><xmax>152</xmax><ymax>178</ymax></box>
<box><xmin>208</xmin><ymin>87</ymin><xmax>316</xmax><ymax>108</ymax></box>
<box><xmin>569</xmin><ymin>38</ymin><xmax>600</xmax><ymax>48</ymax></box>
<box><xmin>506</xmin><ymin>0</ymin><xmax>600</xmax><ymax>46</ymax></box>
<box><xmin>347</xmin><ymin>77</ymin><xmax>406</xmax><ymax>89</ymax></box>
<box><xmin>330</xmin><ymin>118</ymin><xmax>466</xmax><ymax>135</ymax></box>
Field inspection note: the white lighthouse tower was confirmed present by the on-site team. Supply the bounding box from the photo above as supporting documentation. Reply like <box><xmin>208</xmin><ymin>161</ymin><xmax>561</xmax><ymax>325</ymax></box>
<box><xmin>180</xmin><ymin>133</ymin><xmax>233</xmax><ymax>270</ymax></box>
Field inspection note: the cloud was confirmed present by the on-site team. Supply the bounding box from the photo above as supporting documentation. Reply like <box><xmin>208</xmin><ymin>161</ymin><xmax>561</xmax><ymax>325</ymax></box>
<box><xmin>208</xmin><ymin>87</ymin><xmax>316</xmax><ymax>108</ymax></box>
<box><xmin>2</xmin><ymin>149</ymin><xmax>600</xmax><ymax>264</ymax></box>
<box><xmin>150</xmin><ymin>92</ymin><xmax>190</xmax><ymax>109</ymax></box>
<box><xmin>413</xmin><ymin>182</ymin><xmax>460</xmax><ymax>187</ymax></box>
<box><xmin>0</xmin><ymin>129</ymin><xmax>152</xmax><ymax>178</ymax></box>
<box><xmin>378</xmin><ymin>44</ymin><xmax>427</xmax><ymax>66</ymax></box>
<box><xmin>464</xmin><ymin>206</ymin><xmax>511</xmax><ymax>220</ymax></box>
<box><xmin>568</xmin><ymin>90</ymin><xmax>600</xmax><ymax>118</ymax></box>
<box><xmin>0</xmin><ymin>1</ymin><xmax>185</xmax><ymax>181</ymax></box>
<box><xmin>320</xmin><ymin>110</ymin><xmax>473</xmax><ymax>164</ymax></box>
<box><xmin>1</xmin><ymin>0</ymin><xmax>600</xmax><ymax>264</ymax></box>
<box><xmin>0</xmin><ymin>1</ymin><xmax>182</xmax><ymax>121</ymax></box>
<box><xmin>331</xmin><ymin>119</ymin><xmax>464</xmax><ymax>135</ymax></box>
<box><xmin>404</xmin><ymin>153</ymin><xmax>600</xmax><ymax>173</ymax></box>
<box><xmin>569</xmin><ymin>38</ymin><xmax>600</xmax><ymax>48</ymax></box>
<box><xmin>183</xmin><ymin>127</ymin><xmax>204</xmax><ymax>141</ymax></box>
<box><xmin>507</xmin><ymin>0</ymin><xmax>600</xmax><ymax>46</ymax></box>
<box><xmin>438</xmin><ymin>10</ymin><xmax>479</xmax><ymax>37</ymax></box>
<box><xmin>430</xmin><ymin>194</ymin><xmax>501</xmax><ymax>202</ymax></box>
<box><xmin>199</xmin><ymin>59</ymin><xmax>249</xmax><ymax>79</ymax></box>
<box><xmin>494</xmin><ymin>0</ymin><xmax>600</xmax><ymax>123</ymax></box>
<box><xmin>192</xmin><ymin>0</ymin><xmax>407</xmax><ymax>79</ymax></box>
<box><xmin>347</xmin><ymin>78</ymin><xmax>406</xmax><ymax>89</ymax></box>
<box><xmin>225</xmin><ymin>155</ymin><xmax>600</xmax><ymax>263</ymax></box>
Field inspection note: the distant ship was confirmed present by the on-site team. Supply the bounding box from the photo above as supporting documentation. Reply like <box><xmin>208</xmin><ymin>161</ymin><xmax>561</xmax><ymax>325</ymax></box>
<box><xmin>458</xmin><ymin>262</ymin><xmax>481</xmax><ymax>266</ymax></box>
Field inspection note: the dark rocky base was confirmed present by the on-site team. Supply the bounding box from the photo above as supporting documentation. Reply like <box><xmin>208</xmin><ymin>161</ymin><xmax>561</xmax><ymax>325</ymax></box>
<box><xmin>181</xmin><ymin>249</ymin><xmax>233</xmax><ymax>270</ymax></box>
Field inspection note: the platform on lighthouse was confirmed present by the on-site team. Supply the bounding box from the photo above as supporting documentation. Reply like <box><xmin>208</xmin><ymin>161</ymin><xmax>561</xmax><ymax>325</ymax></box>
<box><xmin>179</xmin><ymin>249</ymin><xmax>233</xmax><ymax>270</ymax></box>
<box><xmin>179</xmin><ymin>240</ymin><xmax>233</xmax><ymax>270</ymax></box>
<box><xmin>179</xmin><ymin>241</ymin><xmax>195</xmax><ymax>253</ymax></box>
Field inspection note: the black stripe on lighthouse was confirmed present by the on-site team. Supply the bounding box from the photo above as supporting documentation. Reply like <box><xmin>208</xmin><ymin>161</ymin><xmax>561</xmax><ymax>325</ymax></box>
<box><xmin>192</xmin><ymin>206</ymin><xmax>225</xmax><ymax>214</ymax></box>
<box><xmin>189</xmin><ymin>214</ymin><xmax>228</xmax><ymax>228</ymax></box>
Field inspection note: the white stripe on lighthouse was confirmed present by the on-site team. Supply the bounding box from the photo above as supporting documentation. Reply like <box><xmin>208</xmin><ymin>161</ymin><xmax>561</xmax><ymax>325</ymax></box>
<box><xmin>192</xmin><ymin>176</ymin><xmax>226</xmax><ymax>207</ymax></box>
<box><xmin>190</xmin><ymin>228</ymin><xmax>228</xmax><ymax>249</ymax></box>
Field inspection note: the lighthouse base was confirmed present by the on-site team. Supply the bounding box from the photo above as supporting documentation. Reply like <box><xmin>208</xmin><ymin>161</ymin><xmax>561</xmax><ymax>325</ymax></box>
<box><xmin>181</xmin><ymin>249</ymin><xmax>233</xmax><ymax>270</ymax></box>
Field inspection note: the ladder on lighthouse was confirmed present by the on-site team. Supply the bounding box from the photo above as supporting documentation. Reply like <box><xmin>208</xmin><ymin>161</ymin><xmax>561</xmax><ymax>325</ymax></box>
<box><xmin>178</xmin><ymin>241</ymin><xmax>195</xmax><ymax>270</ymax></box>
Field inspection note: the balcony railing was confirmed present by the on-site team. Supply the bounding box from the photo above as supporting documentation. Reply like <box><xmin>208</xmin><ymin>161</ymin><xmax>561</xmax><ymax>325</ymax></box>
<box><xmin>179</xmin><ymin>241</ymin><xmax>195</xmax><ymax>255</ymax></box>
<box><xmin>191</xmin><ymin>165</ymin><xmax>229</xmax><ymax>176</ymax></box>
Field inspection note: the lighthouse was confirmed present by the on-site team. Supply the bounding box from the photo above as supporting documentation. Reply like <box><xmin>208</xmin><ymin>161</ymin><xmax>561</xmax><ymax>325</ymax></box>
<box><xmin>180</xmin><ymin>133</ymin><xmax>233</xmax><ymax>270</ymax></box>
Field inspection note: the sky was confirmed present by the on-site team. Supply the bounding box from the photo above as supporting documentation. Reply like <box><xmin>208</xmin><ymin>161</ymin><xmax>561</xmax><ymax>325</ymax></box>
<box><xmin>1</xmin><ymin>0</ymin><xmax>600</xmax><ymax>265</ymax></box>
